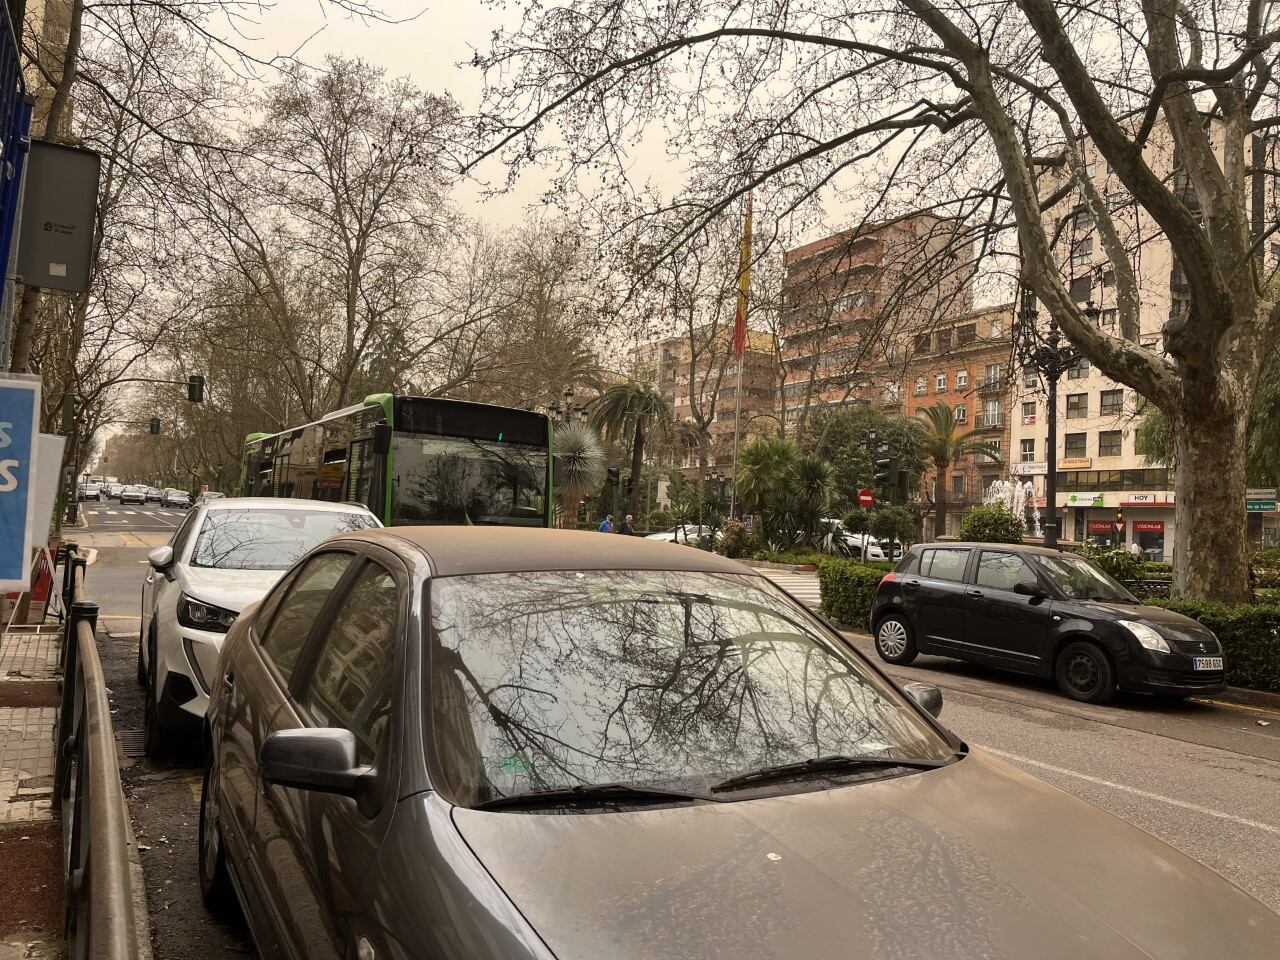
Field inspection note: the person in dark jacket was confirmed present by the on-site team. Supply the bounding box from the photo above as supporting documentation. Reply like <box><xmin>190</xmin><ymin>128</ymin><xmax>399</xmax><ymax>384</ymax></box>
<box><xmin>619</xmin><ymin>514</ymin><xmax>635</xmax><ymax>536</ymax></box>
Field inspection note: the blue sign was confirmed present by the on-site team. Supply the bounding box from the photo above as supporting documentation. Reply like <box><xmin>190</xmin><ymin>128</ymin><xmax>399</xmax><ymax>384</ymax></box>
<box><xmin>0</xmin><ymin>375</ymin><xmax>41</xmax><ymax>589</ymax></box>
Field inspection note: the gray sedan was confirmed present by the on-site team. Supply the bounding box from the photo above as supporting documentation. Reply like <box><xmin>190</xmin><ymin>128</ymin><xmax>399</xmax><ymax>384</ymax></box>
<box><xmin>199</xmin><ymin>528</ymin><xmax>1280</xmax><ymax>960</ymax></box>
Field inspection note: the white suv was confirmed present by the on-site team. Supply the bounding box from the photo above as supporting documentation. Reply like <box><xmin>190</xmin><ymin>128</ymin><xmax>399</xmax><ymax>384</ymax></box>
<box><xmin>138</xmin><ymin>497</ymin><xmax>379</xmax><ymax>756</ymax></box>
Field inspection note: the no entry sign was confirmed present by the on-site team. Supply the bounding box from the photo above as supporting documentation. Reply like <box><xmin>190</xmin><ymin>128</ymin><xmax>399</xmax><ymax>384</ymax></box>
<box><xmin>858</xmin><ymin>487</ymin><xmax>875</xmax><ymax>508</ymax></box>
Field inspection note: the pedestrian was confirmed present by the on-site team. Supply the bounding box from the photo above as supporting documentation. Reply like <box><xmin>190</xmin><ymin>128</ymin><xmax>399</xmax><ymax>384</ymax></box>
<box><xmin>1128</xmin><ymin>540</ymin><xmax>1142</xmax><ymax>559</ymax></box>
<box><xmin>598</xmin><ymin>514</ymin><xmax>614</xmax><ymax>533</ymax></box>
<box><xmin>619</xmin><ymin>514</ymin><xmax>635</xmax><ymax>536</ymax></box>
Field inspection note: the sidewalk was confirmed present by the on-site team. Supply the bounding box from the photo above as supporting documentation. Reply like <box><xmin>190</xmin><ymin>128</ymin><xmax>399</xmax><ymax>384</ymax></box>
<box><xmin>0</xmin><ymin>625</ymin><xmax>63</xmax><ymax>959</ymax></box>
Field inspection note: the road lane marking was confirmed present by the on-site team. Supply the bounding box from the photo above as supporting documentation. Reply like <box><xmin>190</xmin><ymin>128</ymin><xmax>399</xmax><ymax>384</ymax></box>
<box><xmin>985</xmin><ymin>747</ymin><xmax>1280</xmax><ymax>837</ymax></box>
<box><xmin>1192</xmin><ymin>697</ymin><xmax>1280</xmax><ymax>719</ymax></box>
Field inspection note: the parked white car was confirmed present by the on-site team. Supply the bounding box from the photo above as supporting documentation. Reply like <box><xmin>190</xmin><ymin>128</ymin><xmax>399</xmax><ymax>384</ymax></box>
<box><xmin>138</xmin><ymin>497</ymin><xmax>380</xmax><ymax>756</ymax></box>
<box><xmin>817</xmin><ymin>519</ymin><xmax>901</xmax><ymax>562</ymax></box>
<box><xmin>645</xmin><ymin>524</ymin><xmax>717</xmax><ymax>545</ymax></box>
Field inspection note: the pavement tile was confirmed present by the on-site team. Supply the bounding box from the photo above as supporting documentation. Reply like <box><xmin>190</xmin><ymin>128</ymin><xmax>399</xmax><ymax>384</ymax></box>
<box><xmin>0</xmin><ymin>708</ymin><xmax>57</xmax><ymax>825</ymax></box>
<box><xmin>0</xmin><ymin>633</ymin><xmax>60</xmax><ymax>683</ymax></box>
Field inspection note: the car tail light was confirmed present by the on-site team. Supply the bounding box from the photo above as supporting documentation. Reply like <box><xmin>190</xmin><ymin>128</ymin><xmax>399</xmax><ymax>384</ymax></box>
<box><xmin>876</xmin><ymin>572</ymin><xmax>895</xmax><ymax>593</ymax></box>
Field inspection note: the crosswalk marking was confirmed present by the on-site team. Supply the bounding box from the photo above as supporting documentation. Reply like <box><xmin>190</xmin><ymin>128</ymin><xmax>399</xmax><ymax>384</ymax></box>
<box><xmin>754</xmin><ymin>569</ymin><xmax>822</xmax><ymax>611</ymax></box>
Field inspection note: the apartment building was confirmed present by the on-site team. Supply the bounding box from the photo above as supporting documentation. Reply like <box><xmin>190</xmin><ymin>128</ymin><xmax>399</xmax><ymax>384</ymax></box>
<box><xmin>900</xmin><ymin>304</ymin><xmax>1014</xmax><ymax>534</ymax></box>
<box><xmin>779</xmin><ymin>215</ymin><xmax>975</xmax><ymax>426</ymax></box>
<box><xmin>1007</xmin><ymin>120</ymin><xmax>1271</xmax><ymax>559</ymax></box>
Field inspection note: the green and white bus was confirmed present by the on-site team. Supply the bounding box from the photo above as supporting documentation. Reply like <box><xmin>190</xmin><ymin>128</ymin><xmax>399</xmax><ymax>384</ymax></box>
<box><xmin>239</xmin><ymin>394</ymin><xmax>554</xmax><ymax>527</ymax></box>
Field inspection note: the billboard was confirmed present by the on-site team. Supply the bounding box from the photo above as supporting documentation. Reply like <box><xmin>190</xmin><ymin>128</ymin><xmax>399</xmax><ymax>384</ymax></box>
<box><xmin>0</xmin><ymin>374</ymin><xmax>41</xmax><ymax>589</ymax></box>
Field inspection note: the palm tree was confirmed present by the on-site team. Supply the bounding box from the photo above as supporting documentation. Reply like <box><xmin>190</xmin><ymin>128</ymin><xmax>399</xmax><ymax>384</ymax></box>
<box><xmin>918</xmin><ymin>401</ymin><xmax>998</xmax><ymax>538</ymax></box>
<box><xmin>590</xmin><ymin>381</ymin><xmax>672</xmax><ymax>518</ymax></box>
<box><xmin>789</xmin><ymin>453</ymin><xmax>836</xmax><ymax>546</ymax></box>
<box><xmin>553</xmin><ymin>421</ymin><xmax>606</xmax><ymax>527</ymax></box>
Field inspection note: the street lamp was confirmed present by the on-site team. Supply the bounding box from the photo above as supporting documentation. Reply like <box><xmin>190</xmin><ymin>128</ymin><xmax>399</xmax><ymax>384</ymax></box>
<box><xmin>1015</xmin><ymin>287</ymin><xmax>1088</xmax><ymax>548</ymax></box>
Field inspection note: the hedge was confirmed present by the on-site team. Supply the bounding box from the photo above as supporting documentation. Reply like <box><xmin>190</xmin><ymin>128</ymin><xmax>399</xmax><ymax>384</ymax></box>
<box><xmin>816</xmin><ymin>558</ymin><xmax>889</xmax><ymax>630</ymax></box>
<box><xmin>1147</xmin><ymin>599</ymin><xmax>1280</xmax><ymax>691</ymax></box>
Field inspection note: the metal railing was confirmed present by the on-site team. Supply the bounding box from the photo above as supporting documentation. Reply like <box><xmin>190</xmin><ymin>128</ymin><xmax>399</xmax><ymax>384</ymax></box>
<box><xmin>53</xmin><ymin>543</ymin><xmax>143</xmax><ymax>960</ymax></box>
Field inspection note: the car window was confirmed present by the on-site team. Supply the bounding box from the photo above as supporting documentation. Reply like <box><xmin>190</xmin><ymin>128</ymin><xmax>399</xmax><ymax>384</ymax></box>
<box><xmin>259</xmin><ymin>552</ymin><xmax>356</xmax><ymax>682</ymax></box>
<box><xmin>976</xmin><ymin>551</ymin><xmax>1039</xmax><ymax>592</ymax></box>
<box><xmin>894</xmin><ymin>550</ymin><xmax>920</xmax><ymax>574</ymax></box>
<box><xmin>302</xmin><ymin>563</ymin><xmax>400</xmax><ymax>766</ymax></box>
<box><xmin>190</xmin><ymin>507</ymin><xmax>377</xmax><ymax>570</ymax></box>
<box><xmin>919</xmin><ymin>548</ymin><xmax>969</xmax><ymax>582</ymax></box>
<box><xmin>169</xmin><ymin>509</ymin><xmax>202</xmax><ymax>560</ymax></box>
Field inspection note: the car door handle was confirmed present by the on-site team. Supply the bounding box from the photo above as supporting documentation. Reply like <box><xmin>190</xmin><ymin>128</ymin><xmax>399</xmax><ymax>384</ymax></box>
<box><xmin>905</xmin><ymin>579</ymin><xmax>920</xmax><ymax>589</ymax></box>
<box><xmin>967</xmin><ymin>590</ymin><xmax>983</xmax><ymax>598</ymax></box>
<box><xmin>222</xmin><ymin>672</ymin><xmax>235</xmax><ymax>689</ymax></box>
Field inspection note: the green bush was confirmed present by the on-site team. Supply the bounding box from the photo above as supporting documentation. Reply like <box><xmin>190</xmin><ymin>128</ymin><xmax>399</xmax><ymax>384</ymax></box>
<box><xmin>715</xmin><ymin>520</ymin><xmax>752</xmax><ymax>559</ymax></box>
<box><xmin>1147</xmin><ymin>599</ymin><xmax>1280</xmax><ymax>691</ymax></box>
<box><xmin>1077</xmin><ymin>543</ymin><xmax>1144</xmax><ymax>583</ymax></box>
<box><xmin>817</xmin><ymin>558</ymin><xmax>890</xmax><ymax>629</ymax></box>
<box><xmin>1141</xmin><ymin>561</ymin><xmax>1173</xmax><ymax>577</ymax></box>
<box><xmin>957</xmin><ymin>504</ymin><xmax>1025</xmax><ymax>543</ymax></box>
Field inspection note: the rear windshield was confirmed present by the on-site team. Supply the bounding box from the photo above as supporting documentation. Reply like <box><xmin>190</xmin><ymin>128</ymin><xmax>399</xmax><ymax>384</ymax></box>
<box><xmin>189</xmin><ymin>508</ymin><xmax>377</xmax><ymax>570</ymax></box>
<box><xmin>427</xmin><ymin>569</ymin><xmax>953</xmax><ymax>807</ymax></box>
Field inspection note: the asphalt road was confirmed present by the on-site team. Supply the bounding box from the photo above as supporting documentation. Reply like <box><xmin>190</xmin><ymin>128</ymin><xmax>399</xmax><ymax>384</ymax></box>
<box><xmin>76</xmin><ymin>509</ymin><xmax>1280</xmax><ymax>958</ymax></box>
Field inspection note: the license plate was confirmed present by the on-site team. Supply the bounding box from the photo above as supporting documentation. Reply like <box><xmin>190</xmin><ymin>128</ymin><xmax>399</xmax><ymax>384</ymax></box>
<box><xmin>1193</xmin><ymin>657</ymin><xmax>1223</xmax><ymax>671</ymax></box>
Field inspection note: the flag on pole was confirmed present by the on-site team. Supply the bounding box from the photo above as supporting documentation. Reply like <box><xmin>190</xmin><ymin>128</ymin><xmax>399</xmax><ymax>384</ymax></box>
<box><xmin>733</xmin><ymin>193</ymin><xmax>753</xmax><ymax>359</ymax></box>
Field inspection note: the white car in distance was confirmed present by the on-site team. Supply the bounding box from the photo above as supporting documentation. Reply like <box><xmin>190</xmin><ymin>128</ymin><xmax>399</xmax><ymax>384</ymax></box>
<box><xmin>645</xmin><ymin>524</ymin><xmax>717</xmax><ymax>545</ymax></box>
<box><xmin>138</xmin><ymin>497</ymin><xmax>380</xmax><ymax>756</ymax></box>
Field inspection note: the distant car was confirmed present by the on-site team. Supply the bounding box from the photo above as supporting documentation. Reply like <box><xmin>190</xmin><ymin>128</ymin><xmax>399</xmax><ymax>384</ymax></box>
<box><xmin>870</xmin><ymin>542</ymin><xmax>1226</xmax><ymax>704</ymax></box>
<box><xmin>196</xmin><ymin>528</ymin><xmax>1280</xmax><ymax>960</ymax></box>
<box><xmin>163</xmin><ymin>489</ymin><xmax>192</xmax><ymax>509</ymax></box>
<box><xmin>145</xmin><ymin>487</ymin><xmax>164</xmax><ymax>503</ymax></box>
<box><xmin>120</xmin><ymin>484</ymin><xmax>147</xmax><ymax>505</ymax></box>
<box><xmin>77</xmin><ymin>482</ymin><xmax>104</xmax><ymax>501</ymax></box>
<box><xmin>199</xmin><ymin>491</ymin><xmax>225</xmax><ymax>502</ymax></box>
<box><xmin>106</xmin><ymin>482</ymin><xmax>125</xmax><ymax>498</ymax></box>
<box><xmin>138</xmin><ymin>497</ymin><xmax>381</xmax><ymax>756</ymax></box>
<box><xmin>645</xmin><ymin>524</ymin><xmax>716</xmax><ymax>545</ymax></box>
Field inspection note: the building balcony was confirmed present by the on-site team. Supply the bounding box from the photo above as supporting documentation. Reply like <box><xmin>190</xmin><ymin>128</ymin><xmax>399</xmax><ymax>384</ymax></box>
<box><xmin>974</xmin><ymin>412</ymin><xmax>1005</xmax><ymax>429</ymax></box>
<box><xmin>976</xmin><ymin>376</ymin><xmax>1008</xmax><ymax>396</ymax></box>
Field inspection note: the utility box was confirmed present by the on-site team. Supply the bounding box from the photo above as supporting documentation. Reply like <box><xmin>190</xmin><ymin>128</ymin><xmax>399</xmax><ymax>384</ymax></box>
<box><xmin>16</xmin><ymin>140</ymin><xmax>101</xmax><ymax>293</ymax></box>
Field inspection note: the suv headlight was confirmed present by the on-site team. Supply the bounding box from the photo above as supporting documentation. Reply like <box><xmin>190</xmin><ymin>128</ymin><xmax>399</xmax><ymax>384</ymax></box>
<box><xmin>1118</xmin><ymin>619</ymin><xmax>1171</xmax><ymax>654</ymax></box>
<box><xmin>177</xmin><ymin>593</ymin><xmax>238</xmax><ymax>633</ymax></box>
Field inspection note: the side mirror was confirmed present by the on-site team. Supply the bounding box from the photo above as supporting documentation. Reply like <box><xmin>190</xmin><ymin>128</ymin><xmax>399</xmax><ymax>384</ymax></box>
<box><xmin>1013</xmin><ymin>580</ymin><xmax>1044</xmax><ymax>600</ymax></box>
<box><xmin>903</xmin><ymin>681</ymin><xmax>943</xmax><ymax>718</ymax></box>
<box><xmin>372</xmin><ymin>422</ymin><xmax>392</xmax><ymax>456</ymax></box>
<box><xmin>260</xmin><ymin>728</ymin><xmax>368</xmax><ymax>797</ymax></box>
<box><xmin>147</xmin><ymin>545</ymin><xmax>174</xmax><ymax>572</ymax></box>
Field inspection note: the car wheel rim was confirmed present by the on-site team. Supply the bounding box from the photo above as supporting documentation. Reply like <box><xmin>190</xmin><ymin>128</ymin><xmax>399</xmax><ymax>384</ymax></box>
<box><xmin>878</xmin><ymin>620</ymin><xmax>907</xmax><ymax>657</ymax></box>
<box><xmin>1065</xmin><ymin>652</ymin><xmax>1100</xmax><ymax>694</ymax></box>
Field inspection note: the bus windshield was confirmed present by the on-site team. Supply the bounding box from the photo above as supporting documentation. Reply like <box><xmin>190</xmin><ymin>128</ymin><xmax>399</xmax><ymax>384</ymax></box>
<box><xmin>390</xmin><ymin>434</ymin><xmax>547</xmax><ymax>526</ymax></box>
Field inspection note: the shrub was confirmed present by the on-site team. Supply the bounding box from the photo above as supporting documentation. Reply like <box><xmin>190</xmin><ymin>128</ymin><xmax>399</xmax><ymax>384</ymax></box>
<box><xmin>1141</xmin><ymin>561</ymin><xmax>1173</xmax><ymax>577</ymax></box>
<box><xmin>957</xmin><ymin>504</ymin><xmax>1024</xmax><ymax>543</ymax></box>
<box><xmin>1147</xmin><ymin>599</ymin><xmax>1280</xmax><ymax>691</ymax></box>
<box><xmin>716</xmin><ymin>520</ymin><xmax>752</xmax><ymax>559</ymax></box>
<box><xmin>1077</xmin><ymin>543</ymin><xmax>1144</xmax><ymax>583</ymax></box>
<box><xmin>817</xmin><ymin>558</ymin><xmax>889</xmax><ymax>629</ymax></box>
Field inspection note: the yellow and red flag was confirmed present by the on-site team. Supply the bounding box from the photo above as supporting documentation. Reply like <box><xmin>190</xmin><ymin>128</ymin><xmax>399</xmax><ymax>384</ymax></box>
<box><xmin>733</xmin><ymin>192</ymin><xmax>753</xmax><ymax>359</ymax></box>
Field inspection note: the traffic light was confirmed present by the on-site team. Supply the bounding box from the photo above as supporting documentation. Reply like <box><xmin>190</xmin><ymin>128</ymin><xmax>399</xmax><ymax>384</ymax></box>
<box><xmin>149</xmin><ymin>417</ymin><xmax>161</xmax><ymax>435</ymax></box>
<box><xmin>187</xmin><ymin>374</ymin><xmax>205</xmax><ymax>403</ymax></box>
<box><xmin>606</xmin><ymin>467</ymin><xmax>620</xmax><ymax>486</ymax></box>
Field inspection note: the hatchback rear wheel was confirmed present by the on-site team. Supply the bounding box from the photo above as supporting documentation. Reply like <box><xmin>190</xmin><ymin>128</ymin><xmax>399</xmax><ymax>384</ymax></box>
<box><xmin>1055</xmin><ymin>641</ymin><xmax>1116</xmax><ymax>704</ymax></box>
<box><xmin>874</xmin><ymin>615</ymin><xmax>918</xmax><ymax>665</ymax></box>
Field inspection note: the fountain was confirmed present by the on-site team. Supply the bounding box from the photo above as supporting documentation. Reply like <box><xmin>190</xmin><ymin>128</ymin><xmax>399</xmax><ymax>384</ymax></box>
<box><xmin>983</xmin><ymin>479</ymin><xmax>1041</xmax><ymax>537</ymax></box>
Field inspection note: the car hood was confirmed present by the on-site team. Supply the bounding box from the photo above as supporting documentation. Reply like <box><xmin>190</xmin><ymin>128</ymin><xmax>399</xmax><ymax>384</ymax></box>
<box><xmin>1075</xmin><ymin>601</ymin><xmax>1217</xmax><ymax>642</ymax></box>
<box><xmin>178</xmin><ymin>565</ymin><xmax>286</xmax><ymax>613</ymax></box>
<box><xmin>451</xmin><ymin>749</ymin><xmax>1279</xmax><ymax>960</ymax></box>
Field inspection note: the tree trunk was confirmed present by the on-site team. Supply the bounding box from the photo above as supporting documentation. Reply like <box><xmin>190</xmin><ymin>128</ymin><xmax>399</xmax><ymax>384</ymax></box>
<box><xmin>627</xmin><ymin>416</ymin><xmax>645</xmax><ymax>519</ymax></box>
<box><xmin>933</xmin><ymin>462</ymin><xmax>948</xmax><ymax>538</ymax></box>
<box><xmin>1172</xmin><ymin>405</ymin><xmax>1249</xmax><ymax>602</ymax></box>
<box><xmin>8</xmin><ymin>286</ymin><xmax>41</xmax><ymax>372</ymax></box>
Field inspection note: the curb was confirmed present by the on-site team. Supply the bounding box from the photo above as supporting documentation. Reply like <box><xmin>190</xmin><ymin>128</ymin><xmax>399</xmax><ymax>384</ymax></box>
<box><xmin>751</xmin><ymin>560</ymin><xmax>818</xmax><ymax>573</ymax></box>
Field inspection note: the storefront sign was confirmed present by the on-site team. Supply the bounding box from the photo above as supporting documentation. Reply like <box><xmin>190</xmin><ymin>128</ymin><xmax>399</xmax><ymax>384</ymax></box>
<box><xmin>1063</xmin><ymin>491</ymin><xmax>1103</xmax><ymax>507</ymax></box>
<box><xmin>1087</xmin><ymin>519</ymin><xmax>1123</xmax><ymax>534</ymax></box>
<box><xmin>1059</xmin><ymin>457</ymin><xmax>1092</xmax><ymax>469</ymax></box>
<box><xmin>1121</xmin><ymin>493</ymin><xmax>1174</xmax><ymax>506</ymax></box>
<box><xmin>1011</xmin><ymin>462</ymin><xmax>1046</xmax><ymax>476</ymax></box>
<box><xmin>0</xmin><ymin>375</ymin><xmax>41</xmax><ymax>590</ymax></box>
<box><xmin>1133</xmin><ymin>519</ymin><xmax>1165</xmax><ymax>533</ymax></box>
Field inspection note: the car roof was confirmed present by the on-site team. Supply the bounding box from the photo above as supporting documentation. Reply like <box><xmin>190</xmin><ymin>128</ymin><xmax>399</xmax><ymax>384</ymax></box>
<box><xmin>910</xmin><ymin>541</ymin><xmax>1065</xmax><ymax>557</ymax></box>
<box><xmin>348</xmin><ymin>527</ymin><xmax>753</xmax><ymax>578</ymax></box>
<box><xmin>201</xmin><ymin>497</ymin><xmax>376</xmax><ymax>515</ymax></box>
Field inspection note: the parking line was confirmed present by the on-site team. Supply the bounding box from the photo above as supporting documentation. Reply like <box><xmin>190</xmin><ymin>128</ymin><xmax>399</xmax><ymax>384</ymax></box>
<box><xmin>985</xmin><ymin>747</ymin><xmax>1280</xmax><ymax>837</ymax></box>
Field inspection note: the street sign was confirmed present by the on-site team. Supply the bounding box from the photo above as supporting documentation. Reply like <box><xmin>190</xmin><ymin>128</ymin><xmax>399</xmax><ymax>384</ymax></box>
<box><xmin>857</xmin><ymin>487</ymin><xmax>875</xmax><ymax>508</ymax></box>
<box><xmin>1246</xmin><ymin>499</ymin><xmax>1277</xmax><ymax>513</ymax></box>
<box><xmin>1064</xmin><ymin>491</ymin><xmax>1103</xmax><ymax>507</ymax></box>
<box><xmin>0</xmin><ymin>374</ymin><xmax>42</xmax><ymax>590</ymax></box>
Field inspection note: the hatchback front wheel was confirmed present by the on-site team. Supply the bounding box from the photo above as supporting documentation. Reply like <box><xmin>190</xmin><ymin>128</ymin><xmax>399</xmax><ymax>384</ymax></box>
<box><xmin>874</xmin><ymin>615</ymin><xmax>918</xmax><ymax>665</ymax></box>
<box><xmin>1055</xmin><ymin>641</ymin><xmax>1116</xmax><ymax>704</ymax></box>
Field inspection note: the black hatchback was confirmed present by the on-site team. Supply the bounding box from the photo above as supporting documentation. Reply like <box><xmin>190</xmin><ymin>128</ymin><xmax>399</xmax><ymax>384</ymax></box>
<box><xmin>869</xmin><ymin>543</ymin><xmax>1226</xmax><ymax>704</ymax></box>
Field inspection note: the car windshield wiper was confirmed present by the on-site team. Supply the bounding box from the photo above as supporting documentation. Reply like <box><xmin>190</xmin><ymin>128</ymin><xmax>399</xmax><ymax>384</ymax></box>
<box><xmin>711</xmin><ymin>754</ymin><xmax>952</xmax><ymax>793</ymax></box>
<box><xmin>470</xmin><ymin>782</ymin><xmax>710</xmax><ymax>811</ymax></box>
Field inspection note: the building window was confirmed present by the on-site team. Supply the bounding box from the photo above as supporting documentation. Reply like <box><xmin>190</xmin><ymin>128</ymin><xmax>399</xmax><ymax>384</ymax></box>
<box><xmin>935</xmin><ymin>372</ymin><xmax>947</xmax><ymax>392</ymax></box>
<box><xmin>958</xmin><ymin>324</ymin><xmax>977</xmax><ymax>345</ymax></box>
<box><xmin>990</xmin><ymin>317</ymin><xmax>1004</xmax><ymax>338</ymax></box>
<box><xmin>914</xmin><ymin>333</ymin><xmax>931</xmax><ymax>354</ymax></box>
<box><xmin>1066</xmin><ymin>393</ymin><xmax>1088</xmax><ymax>419</ymax></box>
<box><xmin>1021</xmin><ymin>401</ymin><xmax>1036</xmax><ymax>418</ymax></box>
<box><xmin>1065</xmin><ymin>433</ymin><xmax>1087</xmax><ymax>458</ymax></box>
<box><xmin>1020</xmin><ymin>439</ymin><xmax>1035</xmax><ymax>462</ymax></box>
<box><xmin>936</xmin><ymin>329</ymin><xmax>953</xmax><ymax>352</ymax></box>
<box><xmin>1099</xmin><ymin>430</ymin><xmax>1123</xmax><ymax>457</ymax></box>
<box><xmin>956</xmin><ymin>368</ymin><xmax>969</xmax><ymax>388</ymax></box>
<box><xmin>981</xmin><ymin>439</ymin><xmax>1002</xmax><ymax>462</ymax></box>
<box><xmin>1023</xmin><ymin>367</ymin><xmax>1039</xmax><ymax>389</ymax></box>
<box><xmin>1100</xmin><ymin>307</ymin><xmax>1118</xmax><ymax>328</ymax></box>
<box><xmin>915</xmin><ymin>376</ymin><xmax>927</xmax><ymax>396</ymax></box>
<box><xmin>1067</xmin><ymin>357</ymin><xmax>1090</xmax><ymax>380</ymax></box>
<box><xmin>955</xmin><ymin>404</ymin><xmax>967</xmax><ymax>424</ymax></box>
<box><xmin>984</xmin><ymin>362</ymin><xmax>1001</xmax><ymax>383</ymax></box>
<box><xmin>952</xmin><ymin>473</ymin><xmax>965</xmax><ymax>498</ymax></box>
<box><xmin>1100</xmin><ymin>389</ymin><xmax>1123</xmax><ymax>415</ymax></box>
<box><xmin>979</xmin><ymin>399</ymin><xmax>1001</xmax><ymax>427</ymax></box>
<box><xmin>1071</xmin><ymin>237</ymin><xmax>1093</xmax><ymax>268</ymax></box>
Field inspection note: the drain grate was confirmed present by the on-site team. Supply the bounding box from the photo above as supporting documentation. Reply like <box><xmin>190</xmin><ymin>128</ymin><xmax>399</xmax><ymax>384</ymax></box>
<box><xmin>117</xmin><ymin>728</ymin><xmax>145</xmax><ymax>758</ymax></box>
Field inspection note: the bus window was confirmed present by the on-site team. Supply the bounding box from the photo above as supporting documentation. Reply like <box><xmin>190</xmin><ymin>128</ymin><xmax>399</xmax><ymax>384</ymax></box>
<box><xmin>390</xmin><ymin>434</ymin><xmax>547</xmax><ymax>526</ymax></box>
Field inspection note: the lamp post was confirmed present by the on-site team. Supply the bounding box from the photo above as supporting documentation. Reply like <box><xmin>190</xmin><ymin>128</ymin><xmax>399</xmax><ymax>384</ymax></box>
<box><xmin>1015</xmin><ymin>288</ymin><xmax>1090</xmax><ymax>548</ymax></box>
<box><xmin>549</xmin><ymin>385</ymin><xmax>588</xmax><ymax>424</ymax></box>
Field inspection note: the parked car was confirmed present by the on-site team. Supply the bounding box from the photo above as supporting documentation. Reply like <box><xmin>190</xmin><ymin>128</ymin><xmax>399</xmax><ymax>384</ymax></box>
<box><xmin>870</xmin><ymin>542</ymin><xmax>1226</xmax><ymax>704</ymax></box>
<box><xmin>139</xmin><ymin>497</ymin><xmax>380</xmax><ymax>756</ymax></box>
<box><xmin>199</xmin><ymin>491</ymin><xmax>225</xmax><ymax>502</ymax></box>
<box><xmin>645</xmin><ymin>523</ymin><xmax>717</xmax><ymax>545</ymax></box>
<box><xmin>76</xmin><ymin>482</ymin><xmax>104</xmax><ymax>501</ymax></box>
<box><xmin>163</xmin><ymin>488</ymin><xmax>192</xmax><ymax>509</ymax></box>
<box><xmin>120</xmin><ymin>484</ymin><xmax>148</xmax><ymax>505</ymax></box>
<box><xmin>145</xmin><ymin>486</ymin><xmax>164</xmax><ymax>503</ymax></box>
<box><xmin>197</xmin><ymin>528</ymin><xmax>1280</xmax><ymax>960</ymax></box>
